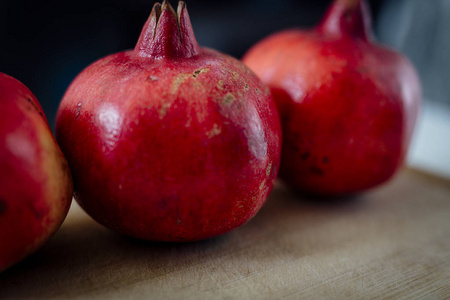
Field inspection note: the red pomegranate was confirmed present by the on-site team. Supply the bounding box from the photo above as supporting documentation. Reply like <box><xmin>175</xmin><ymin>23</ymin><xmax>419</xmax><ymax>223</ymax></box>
<box><xmin>243</xmin><ymin>0</ymin><xmax>421</xmax><ymax>197</ymax></box>
<box><xmin>56</xmin><ymin>1</ymin><xmax>281</xmax><ymax>241</ymax></box>
<box><xmin>0</xmin><ymin>73</ymin><xmax>72</xmax><ymax>272</ymax></box>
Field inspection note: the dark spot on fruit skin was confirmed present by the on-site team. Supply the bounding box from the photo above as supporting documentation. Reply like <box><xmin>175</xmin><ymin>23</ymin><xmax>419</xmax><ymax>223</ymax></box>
<box><xmin>26</xmin><ymin>97</ymin><xmax>45</xmax><ymax>119</ymax></box>
<box><xmin>310</xmin><ymin>166</ymin><xmax>324</xmax><ymax>176</ymax></box>
<box><xmin>193</xmin><ymin>70</ymin><xmax>201</xmax><ymax>77</ymax></box>
<box><xmin>301</xmin><ymin>152</ymin><xmax>310</xmax><ymax>160</ymax></box>
<box><xmin>31</xmin><ymin>205</ymin><xmax>45</xmax><ymax>219</ymax></box>
<box><xmin>323</xmin><ymin>156</ymin><xmax>329</xmax><ymax>164</ymax></box>
<box><xmin>0</xmin><ymin>199</ymin><xmax>7</xmax><ymax>214</ymax></box>
<box><xmin>192</xmin><ymin>68</ymin><xmax>209</xmax><ymax>78</ymax></box>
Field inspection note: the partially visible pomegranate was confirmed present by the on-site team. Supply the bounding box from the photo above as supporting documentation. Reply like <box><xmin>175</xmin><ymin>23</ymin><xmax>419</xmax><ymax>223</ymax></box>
<box><xmin>243</xmin><ymin>0</ymin><xmax>421</xmax><ymax>197</ymax></box>
<box><xmin>56</xmin><ymin>1</ymin><xmax>281</xmax><ymax>241</ymax></box>
<box><xmin>0</xmin><ymin>73</ymin><xmax>72</xmax><ymax>272</ymax></box>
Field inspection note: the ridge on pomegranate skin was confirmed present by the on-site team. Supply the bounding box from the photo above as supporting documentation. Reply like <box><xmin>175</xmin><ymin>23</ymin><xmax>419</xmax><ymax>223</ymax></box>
<box><xmin>242</xmin><ymin>0</ymin><xmax>421</xmax><ymax>197</ymax></box>
<box><xmin>55</xmin><ymin>1</ymin><xmax>281</xmax><ymax>241</ymax></box>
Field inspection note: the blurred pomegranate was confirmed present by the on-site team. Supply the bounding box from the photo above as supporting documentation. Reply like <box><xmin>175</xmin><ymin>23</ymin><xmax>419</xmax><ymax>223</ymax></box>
<box><xmin>0</xmin><ymin>73</ymin><xmax>72</xmax><ymax>272</ymax></box>
<box><xmin>243</xmin><ymin>0</ymin><xmax>421</xmax><ymax>197</ymax></box>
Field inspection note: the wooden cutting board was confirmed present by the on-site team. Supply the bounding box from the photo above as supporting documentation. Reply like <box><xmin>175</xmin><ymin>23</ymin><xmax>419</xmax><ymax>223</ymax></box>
<box><xmin>1</xmin><ymin>168</ymin><xmax>449</xmax><ymax>299</ymax></box>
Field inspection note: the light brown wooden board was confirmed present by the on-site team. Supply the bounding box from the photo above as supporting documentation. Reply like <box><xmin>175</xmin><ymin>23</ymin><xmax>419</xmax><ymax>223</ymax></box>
<box><xmin>1</xmin><ymin>168</ymin><xmax>449</xmax><ymax>299</ymax></box>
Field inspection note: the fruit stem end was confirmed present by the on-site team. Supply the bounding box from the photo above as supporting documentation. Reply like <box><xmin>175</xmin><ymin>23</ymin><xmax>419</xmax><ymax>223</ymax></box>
<box><xmin>317</xmin><ymin>0</ymin><xmax>373</xmax><ymax>41</ymax></box>
<box><xmin>135</xmin><ymin>1</ymin><xmax>200</xmax><ymax>59</ymax></box>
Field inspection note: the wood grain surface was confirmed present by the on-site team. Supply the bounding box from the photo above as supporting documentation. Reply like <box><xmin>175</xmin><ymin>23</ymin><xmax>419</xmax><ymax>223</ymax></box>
<box><xmin>0</xmin><ymin>168</ymin><xmax>449</xmax><ymax>299</ymax></box>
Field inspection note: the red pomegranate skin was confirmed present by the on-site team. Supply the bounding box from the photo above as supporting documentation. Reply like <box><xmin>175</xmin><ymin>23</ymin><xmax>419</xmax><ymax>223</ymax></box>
<box><xmin>0</xmin><ymin>73</ymin><xmax>72</xmax><ymax>272</ymax></box>
<box><xmin>243</xmin><ymin>0</ymin><xmax>420</xmax><ymax>196</ymax></box>
<box><xmin>55</xmin><ymin>1</ymin><xmax>281</xmax><ymax>241</ymax></box>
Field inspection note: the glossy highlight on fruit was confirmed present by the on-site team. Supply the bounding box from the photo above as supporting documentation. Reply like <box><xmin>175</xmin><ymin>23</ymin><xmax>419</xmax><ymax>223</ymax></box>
<box><xmin>243</xmin><ymin>0</ymin><xmax>421</xmax><ymax>197</ymax></box>
<box><xmin>56</xmin><ymin>1</ymin><xmax>281</xmax><ymax>241</ymax></box>
<box><xmin>0</xmin><ymin>73</ymin><xmax>72</xmax><ymax>272</ymax></box>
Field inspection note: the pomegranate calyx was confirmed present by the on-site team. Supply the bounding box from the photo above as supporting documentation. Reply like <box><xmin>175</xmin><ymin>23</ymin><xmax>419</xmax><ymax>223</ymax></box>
<box><xmin>135</xmin><ymin>1</ymin><xmax>200</xmax><ymax>59</ymax></box>
<box><xmin>316</xmin><ymin>0</ymin><xmax>373</xmax><ymax>41</ymax></box>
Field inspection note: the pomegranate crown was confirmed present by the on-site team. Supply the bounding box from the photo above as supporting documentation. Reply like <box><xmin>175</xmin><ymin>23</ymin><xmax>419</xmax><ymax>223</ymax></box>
<box><xmin>317</xmin><ymin>0</ymin><xmax>373</xmax><ymax>41</ymax></box>
<box><xmin>135</xmin><ymin>0</ymin><xmax>200</xmax><ymax>59</ymax></box>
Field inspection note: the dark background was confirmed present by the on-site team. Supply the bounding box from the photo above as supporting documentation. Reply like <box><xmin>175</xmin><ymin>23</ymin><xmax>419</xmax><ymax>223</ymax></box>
<box><xmin>0</xmin><ymin>0</ymin><xmax>399</xmax><ymax>128</ymax></box>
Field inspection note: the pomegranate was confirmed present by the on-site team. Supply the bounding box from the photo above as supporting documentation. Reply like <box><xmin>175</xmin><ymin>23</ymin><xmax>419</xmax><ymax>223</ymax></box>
<box><xmin>0</xmin><ymin>73</ymin><xmax>72</xmax><ymax>272</ymax></box>
<box><xmin>56</xmin><ymin>1</ymin><xmax>281</xmax><ymax>241</ymax></box>
<box><xmin>243</xmin><ymin>0</ymin><xmax>420</xmax><ymax>197</ymax></box>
